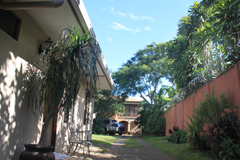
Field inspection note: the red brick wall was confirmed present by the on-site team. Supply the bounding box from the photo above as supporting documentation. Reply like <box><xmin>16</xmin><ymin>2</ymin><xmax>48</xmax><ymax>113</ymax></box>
<box><xmin>164</xmin><ymin>62</ymin><xmax>240</xmax><ymax>136</ymax></box>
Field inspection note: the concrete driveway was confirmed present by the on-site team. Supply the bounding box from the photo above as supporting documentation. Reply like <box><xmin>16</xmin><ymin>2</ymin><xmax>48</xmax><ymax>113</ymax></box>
<box><xmin>62</xmin><ymin>135</ymin><xmax>172</xmax><ymax>160</ymax></box>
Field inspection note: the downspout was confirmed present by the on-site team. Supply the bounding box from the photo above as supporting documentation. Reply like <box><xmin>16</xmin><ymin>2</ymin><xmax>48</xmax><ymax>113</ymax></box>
<box><xmin>0</xmin><ymin>0</ymin><xmax>65</xmax><ymax>10</ymax></box>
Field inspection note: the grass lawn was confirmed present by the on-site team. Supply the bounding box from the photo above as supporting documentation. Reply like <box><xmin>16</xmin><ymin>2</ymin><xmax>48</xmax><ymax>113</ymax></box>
<box><xmin>92</xmin><ymin>134</ymin><xmax>119</xmax><ymax>146</ymax></box>
<box><xmin>123</xmin><ymin>138</ymin><xmax>142</xmax><ymax>148</ymax></box>
<box><xmin>143</xmin><ymin>136</ymin><xmax>219</xmax><ymax>160</ymax></box>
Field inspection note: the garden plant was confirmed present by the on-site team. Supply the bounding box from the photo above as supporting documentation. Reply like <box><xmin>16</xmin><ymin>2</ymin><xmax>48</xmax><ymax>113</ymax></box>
<box><xmin>22</xmin><ymin>27</ymin><xmax>99</xmax><ymax>146</ymax></box>
<box><xmin>185</xmin><ymin>89</ymin><xmax>240</xmax><ymax>159</ymax></box>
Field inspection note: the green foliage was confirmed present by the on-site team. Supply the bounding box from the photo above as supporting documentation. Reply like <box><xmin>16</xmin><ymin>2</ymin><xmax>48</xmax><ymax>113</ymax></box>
<box><xmin>93</xmin><ymin>119</ymin><xmax>105</xmax><ymax>134</ymax></box>
<box><xmin>22</xmin><ymin>27</ymin><xmax>99</xmax><ymax>145</ymax></box>
<box><xmin>113</xmin><ymin>43</ymin><xmax>170</xmax><ymax>106</ymax></box>
<box><xmin>135</xmin><ymin>86</ymin><xmax>175</xmax><ymax>134</ymax></box>
<box><xmin>144</xmin><ymin>136</ymin><xmax>218</xmax><ymax>160</ymax></box>
<box><xmin>196</xmin><ymin>89</ymin><xmax>235</xmax><ymax>123</ymax></box>
<box><xmin>219</xmin><ymin>137</ymin><xmax>240</xmax><ymax>160</ymax></box>
<box><xmin>185</xmin><ymin>116</ymin><xmax>208</xmax><ymax>150</ymax></box>
<box><xmin>135</xmin><ymin>101</ymin><xmax>151</xmax><ymax>129</ymax></box>
<box><xmin>185</xmin><ymin>89</ymin><xmax>240</xmax><ymax>160</ymax></box>
<box><xmin>145</xmin><ymin>115</ymin><xmax>166</xmax><ymax>136</ymax></box>
<box><xmin>166</xmin><ymin>0</ymin><xmax>240</xmax><ymax>94</ymax></box>
<box><xmin>94</xmin><ymin>90</ymin><xmax>125</xmax><ymax>119</ymax></box>
<box><xmin>165</xmin><ymin>36</ymin><xmax>196</xmax><ymax>89</ymax></box>
<box><xmin>168</xmin><ymin>129</ymin><xmax>188</xmax><ymax>144</ymax></box>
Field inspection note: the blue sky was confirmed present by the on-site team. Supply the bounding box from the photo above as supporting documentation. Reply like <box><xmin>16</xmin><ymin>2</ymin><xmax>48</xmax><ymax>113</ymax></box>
<box><xmin>83</xmin><ymin>0</ymin><xmax>199</xmax><ymax>73</ymax></box>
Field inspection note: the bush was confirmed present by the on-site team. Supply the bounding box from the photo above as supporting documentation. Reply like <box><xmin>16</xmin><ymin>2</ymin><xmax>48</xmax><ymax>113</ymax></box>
<box><xmin>185</xmin><ymin>89</ymin><xmax>240</xmax><ymax>159</ymax></box>
<box><xmin>219</xmin><ymin>137</ymin><xmax>240</xmax><ymax>160</ymax></box>
<box><xmin>145</xmin><ymin>115</ymin><xmax>166</xmax><ymax>136</ymax></box>
<box><xmin>168</xmin><ymin>129</ymin><xmax>188</xmax><ymax>144</ymax></box>
<box><xmin>93</xmin><ymin>119</ymin><xmax>105</xmax><ymax>134</ymax></box>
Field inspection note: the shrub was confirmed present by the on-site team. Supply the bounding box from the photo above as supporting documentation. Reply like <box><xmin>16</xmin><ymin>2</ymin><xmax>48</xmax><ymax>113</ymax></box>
<box><xmin>145</xmin><ymin>116</ymin><xmax>166</xmax><ymax>136</ymax></box>
<box><xmin>185</xmin><ymin>89</ymin><xmax>240</xmax><ymax>159</ymax></box>
<box><xmin>185</xmin><ymin>116</ymin><xmax>209</xmax><ymax>150</ymax></box>
<box><xmin>93</xmin><ymin>119</ymin><xmax>105</xmax><ymax>134</ymax></box>
<box><xmin>219</xmin><ymin>137</ymin><xmax>240</xmax><ymax>160</ymax></box>
<box><xmin>168</xmin><ymin>129</ymin><xmax>188</xmax><ymax>144</ymax></box>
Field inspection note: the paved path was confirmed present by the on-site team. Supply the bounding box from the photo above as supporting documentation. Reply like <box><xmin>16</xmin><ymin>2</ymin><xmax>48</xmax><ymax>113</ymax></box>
<box><xmin>64</xmin><ymin>135</ymin><xmax>173</xmax><ymax>160</ymax></box>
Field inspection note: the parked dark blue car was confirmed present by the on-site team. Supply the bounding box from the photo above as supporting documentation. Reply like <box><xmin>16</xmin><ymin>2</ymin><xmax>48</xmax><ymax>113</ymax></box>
<box><xmin>117</xmin><ymin>123</ymin><xmax>125</xmax><ymax>136</ymax></box>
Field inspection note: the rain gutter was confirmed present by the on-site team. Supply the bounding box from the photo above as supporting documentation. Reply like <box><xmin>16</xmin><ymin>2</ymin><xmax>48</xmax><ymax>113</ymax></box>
<box><xmin>0</xmin><ymin>0</ymin><xmax>65</xmax><ymax>10</ymax></box>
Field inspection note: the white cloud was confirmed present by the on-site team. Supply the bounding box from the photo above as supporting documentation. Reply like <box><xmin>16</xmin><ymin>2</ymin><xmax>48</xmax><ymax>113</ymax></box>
<box><xmin>110</xmin><ymin>7</ymin><xmax>126</xmax><ymax>17</ymax></box>
<box><xmin>109</xmin><ymin>8</ymin><xmax>153</xmax><ymax>21</ymax></box>
<box><xmin>141</xmin><ymin>16</ymin><xmax>154</xmax><ymax>21</ymax></box>
<box><xmin>145</xmin><ymin>26</ymin><xmax>152</xmax><ymax>31</ymax></box>
<box><xmin>107</xmin><ymin>38</ymin><xmax>112</xmax><ymax>43</ymax></box>
<box><xmin>130</xmin><ymin>13</ymin><xmax>154</xmax><ymax>21</ymax></box>
<box><xmin>102</xmin><ymin>8</ymin><xmax>106</xmax><ymax>11</ymax></box>
<box><xmin>110</xmin><ymin>22</ymin><xmax>140</xmax><ymax>33</ymax></box>
<box><xmin>110</xmin><ymin>22</ymin><xmax>130</xmax><ymax>31</ymax></box>
<box><xmin>130</xmin><ymin>13</ymin><xmax>139</xmax><ymax>20</ymax></box>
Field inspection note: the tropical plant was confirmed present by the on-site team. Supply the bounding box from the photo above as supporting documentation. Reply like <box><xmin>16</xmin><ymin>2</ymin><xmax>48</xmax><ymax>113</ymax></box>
<box><xmin>22</xmin><ymin>27</ymin><xmax>99</xmax><ymax>146</ymax></box>
<box><xmin>185</xmin><ymin>89</ymin><xmax>240</xmax><ymax>159</ymax></box>
<box><xmin>219</xmin><ymin>137</ymin><xmax>240</xmax><ymax>160</ymax></box>
<box><xmin>168</xmin><ymin>129</ymin><xmax>188</xmax><ymax>144</ymax></box>
<box><xmin>185</xmin><ymin>116</ymin><xmax>208</xmax><ymax>150</ymax></box>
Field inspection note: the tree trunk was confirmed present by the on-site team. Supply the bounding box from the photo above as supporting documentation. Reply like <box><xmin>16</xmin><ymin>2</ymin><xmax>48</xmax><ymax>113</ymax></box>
<box><xmin>38</xmin><ymin>116</ymin><xmax>53</xmax><ymax>146</ymax></box>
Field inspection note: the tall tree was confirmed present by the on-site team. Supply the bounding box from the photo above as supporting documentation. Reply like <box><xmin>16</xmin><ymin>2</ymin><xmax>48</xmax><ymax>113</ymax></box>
<box><xmin>113</xmin><ymin>43</ymin><xmax>170</xmax><ymax>106</ymax></box>
<box><xmin>94</xmin><ymin>90</ymin><xmax>125</xmax><ymax>119</ymax></box>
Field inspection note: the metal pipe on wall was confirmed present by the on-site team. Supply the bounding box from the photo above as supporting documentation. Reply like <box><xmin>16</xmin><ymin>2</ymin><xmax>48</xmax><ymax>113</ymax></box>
<box><xmin>0</xmin><ymin>0</ymin><xmax>65</xmax><ymax>10</ymax></box>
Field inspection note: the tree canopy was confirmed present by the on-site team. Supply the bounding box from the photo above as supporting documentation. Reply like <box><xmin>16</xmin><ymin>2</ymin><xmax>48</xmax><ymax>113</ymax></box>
<box><xmin>94</xmin><ymin>90</ymin><xmax>125</xmax><ymax>119</ymax></box>
<box><xmin>113</xmin><ymin>0</ymin><xmax>240</xmax><ymax>134</ymax></box>
<box><xmin>113</xmin><ymin>43</ymin><xmax>170</xmax><ymax>106</ymax></box>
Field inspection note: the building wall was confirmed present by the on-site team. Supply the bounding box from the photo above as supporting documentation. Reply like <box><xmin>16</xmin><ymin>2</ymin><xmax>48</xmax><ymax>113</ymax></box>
<box><xmin>164</xmin><ymin>62</ymin><xmax>240</xmax><ymax>136</ymax></box>
<box><xmin>55</xmin><ymin>87</ymin><xmax>94</xmax><ymax>153</ymax></box>
<box><xmin>0</xmin><ymin>10</ymin><xmax>48</xmax><ymax>160</ymax></box>
<box><xmin>124</xmin><ymin>105</ymin><xmax>140</xmax><ymax>117</ymax></box>
<box><xmin>117</xmin><ymin>103</ymin><xmax>141</xmax><ymax>134</ymax></box>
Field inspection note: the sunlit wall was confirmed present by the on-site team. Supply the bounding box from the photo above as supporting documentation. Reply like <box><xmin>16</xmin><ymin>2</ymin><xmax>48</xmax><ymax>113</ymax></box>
<box><xmin>0</xmin><ymin>10</ymin><xmax>47</xmax><ymax>160</ymax></box>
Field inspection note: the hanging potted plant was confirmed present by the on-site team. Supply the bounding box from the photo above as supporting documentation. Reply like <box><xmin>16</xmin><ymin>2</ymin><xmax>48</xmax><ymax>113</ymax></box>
<box><xmin>20</xmin><ymin>27</ymin><xmax>99</xmax><ymax>160</ymax></box>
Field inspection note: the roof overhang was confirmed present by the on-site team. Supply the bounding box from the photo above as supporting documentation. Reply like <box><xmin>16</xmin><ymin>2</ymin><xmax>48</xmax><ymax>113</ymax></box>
<box><xmin>6</xmin><ymin>0</ymin><xmax>114</xmax><ymax>90</ymax></box>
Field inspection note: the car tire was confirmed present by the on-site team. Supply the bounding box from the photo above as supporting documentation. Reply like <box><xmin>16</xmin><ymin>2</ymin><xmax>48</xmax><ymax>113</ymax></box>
<box><xmin>119</xmin><ymin>131</ymin><xmax>122</xmax><ymax>136</ymax></box>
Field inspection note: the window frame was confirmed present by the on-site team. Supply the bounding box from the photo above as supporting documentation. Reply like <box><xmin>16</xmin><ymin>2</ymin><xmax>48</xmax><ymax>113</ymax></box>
<box><xmin>0</xmin><ymin>9</ymin><xmax>21</xmax><ymax>41</ymax></box>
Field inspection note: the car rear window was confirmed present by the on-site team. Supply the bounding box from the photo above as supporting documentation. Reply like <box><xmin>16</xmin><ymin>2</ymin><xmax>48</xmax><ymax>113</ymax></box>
<box><xmin>103</xmin><ymin>120</ymin><xmax>110</xmax><ymax>124</ymax></box>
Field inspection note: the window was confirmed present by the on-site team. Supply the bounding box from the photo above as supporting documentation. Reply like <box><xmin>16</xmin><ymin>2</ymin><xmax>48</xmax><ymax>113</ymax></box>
<box><xmin>84</xmin><ymin>90</ymin><xmax>91</xmax><ymax>125</ymax></box>
<box><xmin>64</xmin><ymin>105</ymin><xmax>75</xmax><ymax>123</ymax></box>
<box><xmin>0</xmin><ymin>9</ymin><xmax>21</xmax><ymax>40</ymax></box>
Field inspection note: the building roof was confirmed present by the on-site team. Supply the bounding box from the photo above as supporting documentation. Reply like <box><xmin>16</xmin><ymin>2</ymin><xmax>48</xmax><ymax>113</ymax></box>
<box><xmin>125</xmin><ymin>98</ymin><xmax>143</xmax><ymax>103</ymax></box>
<box><xmin>10</xmin><ymin>0</ymin><xmax>114</xmax><ymax>90</ymax></box>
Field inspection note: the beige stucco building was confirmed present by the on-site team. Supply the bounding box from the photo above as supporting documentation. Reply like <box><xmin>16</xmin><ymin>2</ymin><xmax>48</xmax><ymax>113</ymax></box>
<box><xmin>0</xmin><ymin>0</ymin><xmax>113</xmax><ymax>159</ymax></box>
<box><xmin>115</xmin><ymin>98</ymin><xmax>142</xmax><ymax>135</ymax></box>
